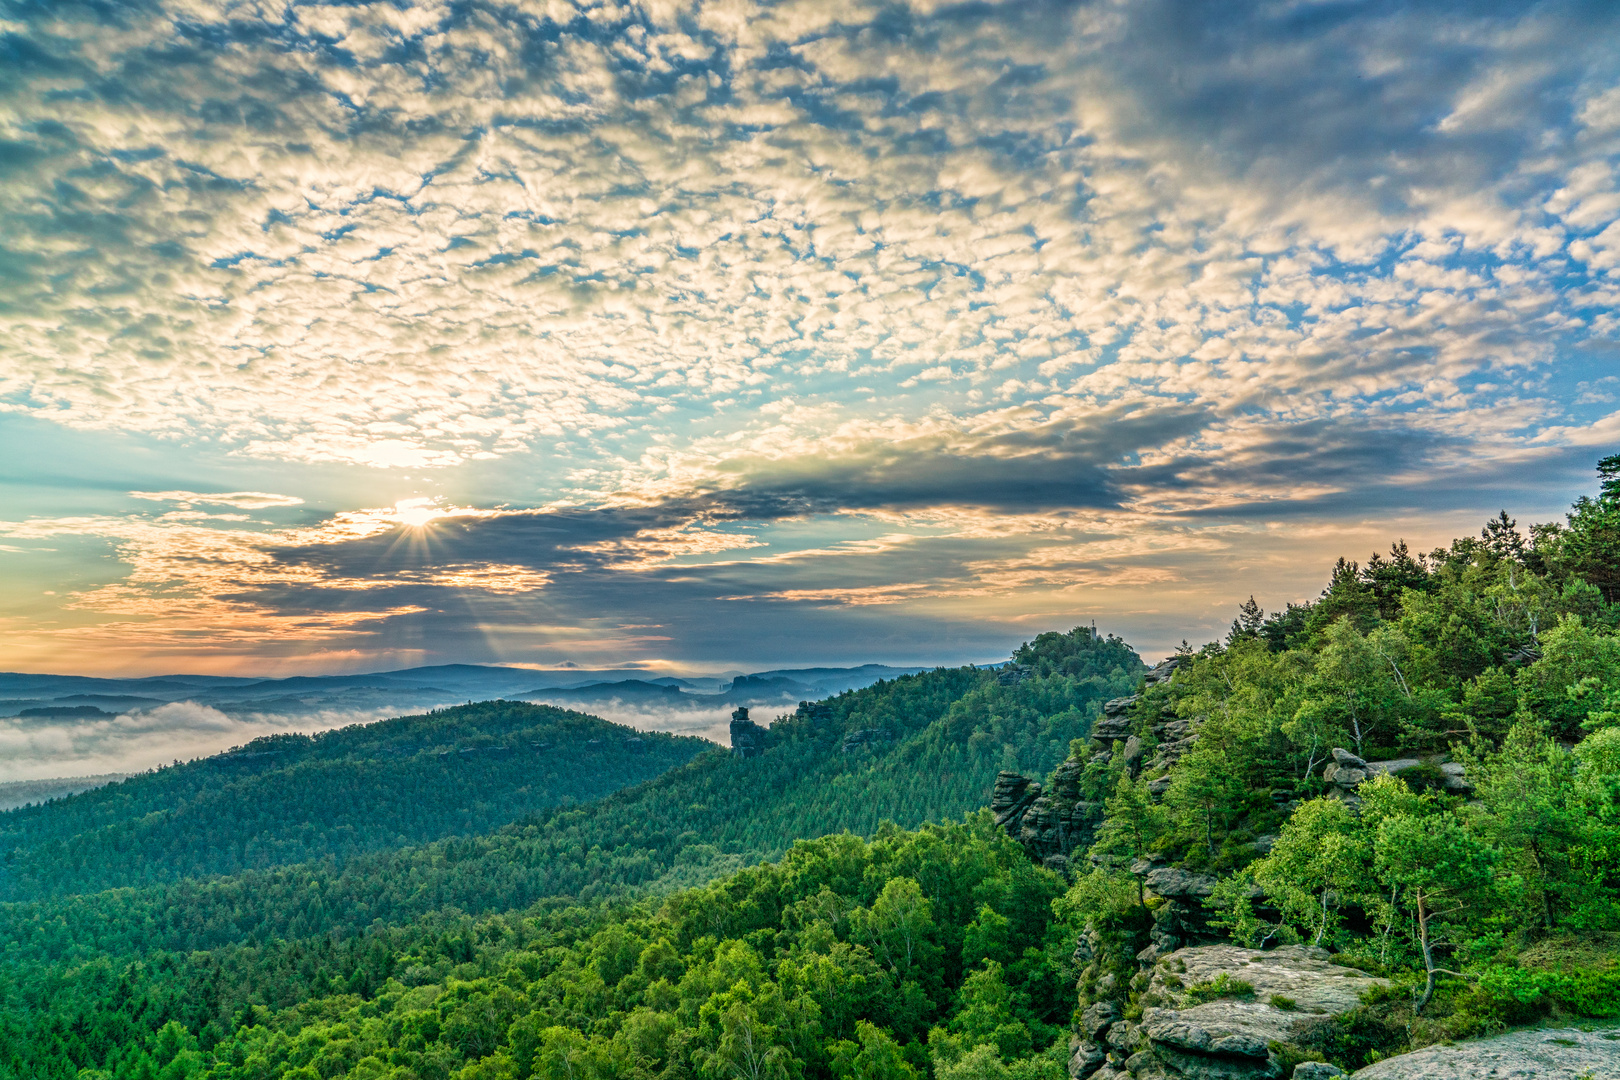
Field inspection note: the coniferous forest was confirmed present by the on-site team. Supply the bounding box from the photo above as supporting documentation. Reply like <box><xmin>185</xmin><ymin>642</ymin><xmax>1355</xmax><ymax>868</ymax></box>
<box><xmin>3</xmin><ymin>462</ymin><xmax>1620</xmax><ymax>1080</ymax></box>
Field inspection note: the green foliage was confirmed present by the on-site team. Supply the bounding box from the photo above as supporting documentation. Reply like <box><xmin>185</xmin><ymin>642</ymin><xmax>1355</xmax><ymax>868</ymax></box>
<box><xmin>0</xmin><ymin>823</ymin><xmax>1080</xmax><ymax>1080</ymax></box>
<box><xmin>1182</xmin><ymin>973</ymin><xmax>1255</xmax><ymax>1004</ymax></box>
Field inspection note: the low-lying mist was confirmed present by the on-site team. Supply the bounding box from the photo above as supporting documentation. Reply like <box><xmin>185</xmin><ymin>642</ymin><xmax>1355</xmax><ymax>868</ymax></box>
<box><xmin>0</xmin><ymin>696</ymin><xmax>800</xmax><ymax>784</ymax></box>
<box><xmin>0</xmin><ymin>702</ymin><xmax>407</xmax><ymax>783</ymax></box>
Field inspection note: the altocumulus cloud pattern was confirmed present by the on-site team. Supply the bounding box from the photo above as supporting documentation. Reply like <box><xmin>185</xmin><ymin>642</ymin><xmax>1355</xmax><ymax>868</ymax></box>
<box><xmin>1</xmin><ymin>0</ymin><xmax>1619</xmax><ymax>672</ymax></box>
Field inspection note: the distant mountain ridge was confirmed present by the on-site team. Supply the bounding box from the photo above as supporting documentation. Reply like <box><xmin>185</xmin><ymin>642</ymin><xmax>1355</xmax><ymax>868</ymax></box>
<box><xmin>0</xmin><ymin>662</ymin><xmax>931</xmax><ymax>719</ymax></box>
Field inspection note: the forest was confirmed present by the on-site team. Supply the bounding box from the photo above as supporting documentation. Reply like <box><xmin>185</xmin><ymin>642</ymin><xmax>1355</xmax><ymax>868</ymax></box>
<box><xmin>1</xmin><ymin>460</ymin><xmax>1619</xmax><ymax>1079</ymax></box>
<box><xmin>0</xmin><ymin>703</ymin><xmax>710</xmax><ymax>900</ymax></box>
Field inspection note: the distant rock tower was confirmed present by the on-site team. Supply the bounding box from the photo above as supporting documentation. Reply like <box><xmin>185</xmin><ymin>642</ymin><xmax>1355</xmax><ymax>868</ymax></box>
<box><xmin>729</xmin><ymin>706</ymin><xmax>768</xmax><ymax>758</ymax></box>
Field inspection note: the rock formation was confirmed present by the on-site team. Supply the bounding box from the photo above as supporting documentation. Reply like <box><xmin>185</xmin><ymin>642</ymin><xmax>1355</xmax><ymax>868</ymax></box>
<box><xmin>1322</xmin><ymin>748</ymin><xmax>1468</xmax><ymax>805</ymax></box>
<box><xmin>990</xmin><ymin>761</ymin><xmax>1101</xmax><ymax>873</ymax></box>
<box><xmin>729</xmin><ymin>707</ymin><xmax>768</xmax><ymax>758</ymax></box>
<box><xmin>992</xmin><ymin>656</ymin><xmax>1186</xmax><ymax>868</ymax></box>
<box><xmin>841</xmin><ymin>728</ymin><xmax>892</xmax><ymax>752</ymax></box>
<box><xmin>1073</xmin><ymin>944</ymin><xmax>1388</xmax><ymax>1080</ymax></box>
<box><xmin>998</xmin><ymin>663</ymin><xmax>1033</xmax><ymax>686</ymax></box>
<box><xmin>1349</xmin><ymin>1024</ymin><xmax>1620</xmax><ymax>1078</ymax></box>
<box><xmin>1139</xmin><ymin>868</ymin><xmax>1228</xmax><ymax>964</ymax></box>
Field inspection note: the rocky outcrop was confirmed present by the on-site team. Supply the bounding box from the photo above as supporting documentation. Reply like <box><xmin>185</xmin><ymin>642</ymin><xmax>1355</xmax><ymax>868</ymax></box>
<box><xmin>1073</xmin><ymin>945</ymin><xmax>1388</xmax><ymax>1080</ymax></box>
<box><xmin>1323</xmin><ymin>749</ymin><xmax>1469</xmax><ymax>804</ymax></box>
<box><xmin>999</xmin><ymin>663</ymin><xmax>1033</xmax><ymax>686</ymax></box>
<box><xmin>1350</xmin><ymin>1024</ymin><xmax>1620</xmax><ymax>1078</ymax></box>
<box><xmin>991</xmin><ymin>762</ymin><xmax>1102</xmax><ymax>872</ymax></box>
<box><xmin>994</xmin><ymin>657</ymin><xmax>1189</xmax><ymax>871</ymax></box>
<box><xmin>729</xmin><ymin>707</ymin><xmax>768</xmax><ymax>758</ymax></box>
<box><xmin>1096</xmin><ymin>658</ymin><xmax>1198</xmax><ymax>790</ymax></box>
<box><xmin>1093</xmin><ymin>657</ymin><xmax>1185</xmax><ymax>742</ymax></box>
<box><xmin>1137</xmin><ymin>869</ymin><xmax>1227</xmax><ymax>963</ymax></box>
<box><xmin>841</xmin><ymin>728</ymin><xmax>892</xmax><ymax>752</ymax></box>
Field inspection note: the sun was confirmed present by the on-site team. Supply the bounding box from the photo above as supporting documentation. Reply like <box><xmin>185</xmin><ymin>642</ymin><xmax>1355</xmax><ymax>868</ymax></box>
<box><xmin>394</xmin><ymin>498</ymin><xmax>445</xmax><ymax>529</ymax></box>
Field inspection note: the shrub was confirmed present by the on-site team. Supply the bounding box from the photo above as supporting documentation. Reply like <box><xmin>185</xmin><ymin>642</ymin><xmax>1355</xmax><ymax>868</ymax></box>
<box><xmin>1184</xmin><ymin>973</ymin><xmax>1255</xmax><ymax>1004</ymax></box>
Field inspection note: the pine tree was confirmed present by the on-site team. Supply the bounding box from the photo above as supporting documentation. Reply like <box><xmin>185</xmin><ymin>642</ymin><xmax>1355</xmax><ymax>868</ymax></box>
<box><xmin>1481</xmin><ymin>510</ymin><xmax>1526</xmax><ymax>560</ymax></box>
<box><xmin>1226</xmin><ymin>597</ymin><xmax>1264</xmax><ymax>645</ymax></box>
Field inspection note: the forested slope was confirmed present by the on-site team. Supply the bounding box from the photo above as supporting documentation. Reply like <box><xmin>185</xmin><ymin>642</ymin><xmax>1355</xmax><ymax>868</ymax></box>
<box><xmin>7</xmin><ymin>821</ymin><xmax>1089</xmax><ymax>1080</ymax></box>
<box><xmin>0</xmin><ymin>629</ymin><xmax>1141</xmax><ymax>966</ymax></box>
<box><xmin>0</xmin><ymin>702</ymin><xmax>708</xmax><ymax>901</ymax></box>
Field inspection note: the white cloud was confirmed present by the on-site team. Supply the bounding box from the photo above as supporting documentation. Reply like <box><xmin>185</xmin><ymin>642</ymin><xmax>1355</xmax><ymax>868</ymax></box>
<box><xmin>129</xmin><ymin>490</ymin><xmax>306</xmax><ymax>509</ymax></box>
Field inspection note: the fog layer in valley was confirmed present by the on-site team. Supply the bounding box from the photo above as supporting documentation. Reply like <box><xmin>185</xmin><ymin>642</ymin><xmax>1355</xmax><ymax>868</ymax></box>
<box><xmin>0</xmin><ymin>698</ymin><xmax>803</xmax><ymax>784</ymax></box>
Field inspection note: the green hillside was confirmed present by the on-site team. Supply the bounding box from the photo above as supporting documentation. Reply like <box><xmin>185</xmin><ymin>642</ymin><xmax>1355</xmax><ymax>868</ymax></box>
<box><xmin>0</xmin><ymin>629</ymin><xmax>1142</xmax><ymax>966</ymax></box>
<box><xmin>0</xmin><ymin>702</ymin><xmax>708</xmax><ymax>901</ymax></box>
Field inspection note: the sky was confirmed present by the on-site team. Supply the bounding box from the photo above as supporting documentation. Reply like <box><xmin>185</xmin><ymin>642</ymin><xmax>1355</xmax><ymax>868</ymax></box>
<box><xmin>2</xmin><ymin>0</ymin><xmax>1619</xmax><ymax>678</ymax></box>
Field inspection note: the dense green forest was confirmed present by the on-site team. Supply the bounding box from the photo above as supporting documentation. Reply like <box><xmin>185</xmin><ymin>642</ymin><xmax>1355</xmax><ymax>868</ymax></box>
<box><xmin>0</xmin><ymin>633</ymin><xmax>1141</xmax><ymax>967</ymax></box>
<box><xmin>0</xmin><ymin>704</ymin><xmax>709</xmax><ymax>901</ymax></box>
<box><xmin>4</xmin><ymin>461</ymin><xmax>1620</xmax><ymax>1079</ymax></box>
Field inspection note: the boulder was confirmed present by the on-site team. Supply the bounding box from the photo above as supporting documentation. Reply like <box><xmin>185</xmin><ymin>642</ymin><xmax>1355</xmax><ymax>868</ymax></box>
<box><xmin>1126</xmin><ymin>1041</ymin><xmax>1283</xmax><ymax>1080</ymax></box>
<box><xmin>1322</xmin><ymin>763</ymin><xmax>1368</xmax><ymax>787</ymax></box>
<box><xmin>1143</xmin><ymin>1001</ymin><xmax>1298</xmax><ymax>1060</ymax></box>
<box><xmin>1107</xmin><ymin>1020</ymin><xmax>1138</xmax><ymax>1055</ymax></box>
<box><xmin>1154</xmin><ymin>945</ymin><xmax>1388</xmax><ymax>1016</ymax></box>
<box><xmin>1350</xmin><ymin>1024</ymin><xmax>1620</xmax><ymax>1078</ymax></box>
<box><xmin>1292</xmin><ymin>1065</ymin><xmax>1346</xmax><ymax>1079</ymax></box>
<box><xmin>1330</xmin><ymin>748</ymin><xmax>1366</xmax><ymax>768</ymax></box>
<box><xmin>1363</xmin><ymin>758</ymin><xmax>1422</xmax><ymax>779</ymax></box>
<box><xmin>1069</xmin><ymin>1035</ymin><xmax>1107</xmax><ymax>1079</ymax></box>
<box><xmin>1145</xmin><ymin>868</ymin><xmax>1219</xmax><ymax>900</ymax></box>
<box><xmin>1145</xmin><ymin>657</ymin><xmax>1185</xmax><ymax>686</ymax></box>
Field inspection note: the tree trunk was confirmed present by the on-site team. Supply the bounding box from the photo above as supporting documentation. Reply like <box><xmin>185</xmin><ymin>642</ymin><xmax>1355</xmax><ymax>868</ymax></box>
<box><xmin>1414</xmin><ymin>890</ymin><xmax>1436</xmax><ymax>1014</ymax></box>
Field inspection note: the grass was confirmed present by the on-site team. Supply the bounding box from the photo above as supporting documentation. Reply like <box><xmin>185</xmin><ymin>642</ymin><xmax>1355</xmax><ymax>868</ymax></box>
<box><xmin>1184</xmin><ymin>972</ymin><xmax>1257</xmax><ymax>1004</ymax></box>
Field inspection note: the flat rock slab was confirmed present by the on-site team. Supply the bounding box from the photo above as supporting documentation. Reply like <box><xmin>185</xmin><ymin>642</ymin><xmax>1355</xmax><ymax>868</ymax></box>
<box><xmin>1143</xmin><ymin>1000</ymin><xmax>1301</xmax><ymax>1059</ymax></box>
<box><xmin>1153</xmin><ymin>944</ymin><xmax>1390</xmax><ymax>1016</ymax></box>
<box><xmin>1352</xmin><ymin>1025</ymin><xmax>1620</xmax><ymax>1078</ymax></box>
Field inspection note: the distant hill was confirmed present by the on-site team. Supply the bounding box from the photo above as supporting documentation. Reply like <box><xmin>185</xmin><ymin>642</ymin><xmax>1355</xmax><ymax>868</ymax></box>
<box><xmin>0</xmin><ymin>701</ymin><xmax>708</xmax><ymax>901</ymax></box>
<box><xmin>0</xmin><ymin>663</ymin><xmax>930</xmax><ymax>719</ymax></box>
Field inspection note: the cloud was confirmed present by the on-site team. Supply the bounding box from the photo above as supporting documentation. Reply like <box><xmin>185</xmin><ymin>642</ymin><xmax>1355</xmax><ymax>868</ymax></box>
<box><xmin>0</xmin><ymin>0</ymin><xmax>1613</xmax><ymax>473</ymax></box>
<box><xmin>130</xmin><ymin>491</ymin><xmax>306</xmax><ymax>509</ymax></box>
<box><xmin>0</xmin><ymin>0</ymin><xmax>1617</xmax><ymax>673</ymax></box>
